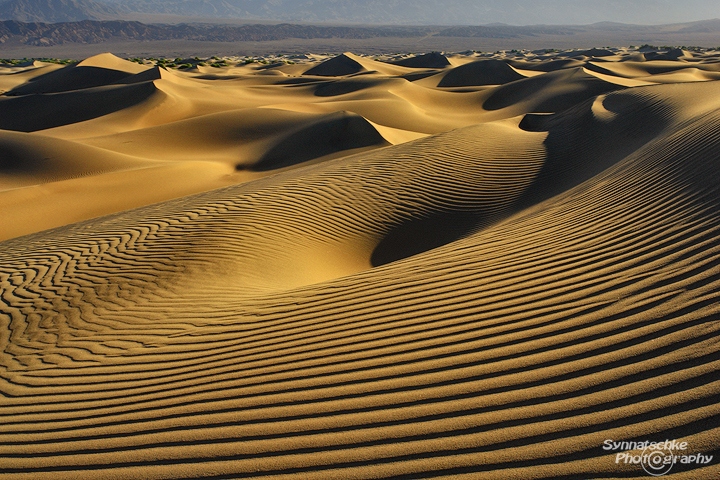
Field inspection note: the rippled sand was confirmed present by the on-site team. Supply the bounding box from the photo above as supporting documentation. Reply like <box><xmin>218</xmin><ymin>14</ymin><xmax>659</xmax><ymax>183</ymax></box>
<box><xmin>0</xmin><ymin>47</ymin><xmax>719</xmax><ymax>479</ymax></box>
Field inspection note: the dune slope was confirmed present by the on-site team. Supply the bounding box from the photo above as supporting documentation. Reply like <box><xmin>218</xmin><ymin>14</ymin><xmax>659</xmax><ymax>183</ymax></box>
<box><xmin>0</xmin><ymin>47</ymin><xmax>719</xmax><ymax>479</ymax></box>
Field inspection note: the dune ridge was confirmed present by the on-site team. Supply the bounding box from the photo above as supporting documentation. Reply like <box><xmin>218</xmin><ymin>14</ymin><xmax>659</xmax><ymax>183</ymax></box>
<box><xmin>0</xmin><ymin>46</ymin><xmax>719</xmax><ymax>478</ymax></box>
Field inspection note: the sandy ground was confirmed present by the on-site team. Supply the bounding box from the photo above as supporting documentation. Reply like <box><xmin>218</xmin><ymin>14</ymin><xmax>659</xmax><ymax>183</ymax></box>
<box><xmin>0</xmin><ymin>46</ymin><xmax>719</xmax><ymax>478</ymax></box>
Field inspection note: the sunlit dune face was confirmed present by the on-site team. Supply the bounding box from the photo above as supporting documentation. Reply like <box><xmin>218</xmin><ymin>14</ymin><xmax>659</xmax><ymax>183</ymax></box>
<box><xmin>1</xmin><ymin>47</ymin><xmax>719</xmax><ymax>480</ymax></box>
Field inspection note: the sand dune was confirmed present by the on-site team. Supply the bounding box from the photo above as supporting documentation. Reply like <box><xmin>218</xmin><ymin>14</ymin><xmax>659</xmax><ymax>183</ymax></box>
<box><xmin>0</xmin><ymin>47</ymin><xmax>719</xmax><ymax>479</ymax></box>
<box><xmin>5</xmin><ymin>57</ymin><xmax>148</xmax><ymax>96</ymax></box>
<box><xmin>303</xmin><ymin>52</ymin><xmax>413</xmax><ymax>77</ymax></box>
<box><xmin>436</xmin><ymin>59</ymin><xmax>527</xmax><ymax>86</ymax></box>
<box><xmin>386</xmin><ymin>51</ymin><xmax>451</xmax><ymax>69</ymax></box>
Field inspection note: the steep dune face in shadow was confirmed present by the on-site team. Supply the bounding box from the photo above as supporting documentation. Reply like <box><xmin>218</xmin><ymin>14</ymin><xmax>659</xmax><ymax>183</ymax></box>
<box><xmin>303</xmin><ymin>52</ymin><xmax>368</xmax><ymax>76</ymax></box>
<box><xmin>0</xmin><ymin>48</ymin><xmax>720</xmax><ymax>479</ymax></box>
<box><xmin>0</xmin><ymin>129</ymin><xmax>155</xmax><ymax>188</ymax></box>
<box><xmin>437</xmin><ymin>59</ymin><xmax>527</xmax><ymax>86</ymax></box>
<box><xmin>247</xmin><ymin>111</ymin><xmax>389</xmax><ymax>171</ymax></box>
<box><xmin>388</xmin><ymin>51</ymin><xmax>451</xmax><ymax>69</ymax></box>
<box><xmin>482</xmin><ymin>67</ymin><xmax>623</xmax><ymax>112</ymax></box>
<box><xmin>0</xmin><ymin>81</ymin><xmax>159</xmax><ymax>132</ymax></box>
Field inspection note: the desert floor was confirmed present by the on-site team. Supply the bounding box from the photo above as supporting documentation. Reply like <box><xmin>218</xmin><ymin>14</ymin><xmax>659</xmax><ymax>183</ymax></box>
<box><xmin>0</xmin><ymin>46</ymin><xmax>719</xmax><ymax>478</ymax></box>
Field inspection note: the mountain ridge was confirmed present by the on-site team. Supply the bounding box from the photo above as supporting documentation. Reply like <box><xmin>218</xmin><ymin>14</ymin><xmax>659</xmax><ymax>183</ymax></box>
<box><xmin>1</xmin><ymin>18</ymin><xmax>720</xmax><ymax>48</ymax></box>
<box><xmin>0</xmin><ymin>0</ymin><xmax>718</xmax><ymax>26</ymax></box>
<box><xmin>0</xmin><ymin>20</ymin><xmax>436</xmax><ymax>46</ymax></box>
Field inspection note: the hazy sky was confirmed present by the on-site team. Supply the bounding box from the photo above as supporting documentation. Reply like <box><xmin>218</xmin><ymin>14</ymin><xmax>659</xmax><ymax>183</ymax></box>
<box><xmin>496</xmin><ymin>0</ymin><xmax>720</xmax><ymax>25</ymax></box>
<box><xmin>5</xmin><ymin>0</ymin><xmax>719</xmax><ymax>26</ymax></box>
<box><xmin>227</xmin><ymin>0</ymin><xmax>720</xmax><ymax>26</ymax></box>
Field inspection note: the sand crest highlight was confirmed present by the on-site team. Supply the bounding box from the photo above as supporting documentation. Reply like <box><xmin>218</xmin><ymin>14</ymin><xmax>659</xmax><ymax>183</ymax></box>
<box><xmin>0</xmin><ymin>48</ymin><xmax>719</xmax><ymax>479</ymax></box>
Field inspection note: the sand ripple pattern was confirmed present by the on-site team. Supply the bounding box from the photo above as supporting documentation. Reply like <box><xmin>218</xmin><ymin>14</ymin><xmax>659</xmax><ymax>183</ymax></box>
<box><xmin>0</xmin><ymin>49</ymin><xmax>719</xmax><ymax>479</ymax></box>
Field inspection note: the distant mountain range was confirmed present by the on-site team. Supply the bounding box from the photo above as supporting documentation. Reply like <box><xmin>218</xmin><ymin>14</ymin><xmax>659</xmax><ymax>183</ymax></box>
<box><xmin>0</xmin><ymin>19</ymin><xmax>589</xmax><ymax>46</ymax></box>
<box><xmin>0</xmin><ymin>20</ymin><xmax>438</xmax><ymax>46</ymax></box>
<box><xmin>1</xmin><ymin>17</ymin><xmax>719</xmax><ymax>48</ymax></box>
<box><xmin>0</xmin><ymin>0</ymin><xmax>719</xmax><ymax>26</ymax></box>
<box><xmin>1</xmin><ymin>0</ymin><xmax>719</xmax><ymax>50</ymax></box>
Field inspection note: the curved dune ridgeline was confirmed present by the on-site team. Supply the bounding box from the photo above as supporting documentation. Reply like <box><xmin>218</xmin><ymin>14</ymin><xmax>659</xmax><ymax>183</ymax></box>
<box><xmin>0</xmin><ymin>47</ymin><xmax>719</xmax><ymax>479</ymax></box>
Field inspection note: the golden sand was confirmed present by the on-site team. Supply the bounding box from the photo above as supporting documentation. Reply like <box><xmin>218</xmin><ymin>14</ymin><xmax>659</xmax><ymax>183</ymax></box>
<box><xmin>0</xmin><ymin>48</ymin><xmax>719</xmax><ymax>478</ymax></box>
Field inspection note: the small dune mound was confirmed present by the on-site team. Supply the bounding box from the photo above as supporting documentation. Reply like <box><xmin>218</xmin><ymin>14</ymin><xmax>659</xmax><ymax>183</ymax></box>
<box><xmin>76</xmin><ymin>108</ymin><xmax>390</xmax><ymax>170</ymax></box>
<box><xmin>583</xmin><ymin>60</ymin><xmax>701</xmax><ymax>79</ymax></box>
<box><xmin>562</xmin><ymin>47</ymin><xmax>616</xmax><ymax>58</ymax></box>
<box><xmin>517</xmin><ymin>89</ymin><xmax>673</xmax><ymax>205</ymax></box>
<box><xmin>241</xmin><ymin>111</ymin><xmax>388</xmax><ymax>171</ymax></box>
<box><xmin>437</xmin><ymin>59</ymin><xmax>526</xmax><ymax>86</ymax></box>
<box><xmin>5</xmin><ymin>53</ymin><xmax>149</xmax><ymax>95</ymax></box>
<box><xmin>508</xmin><ymin>58</ymin><xmax>585</xmax><ymax>72</ymax></box>
<box><xmin>312</xmin><ymin>76</ymin><xmax>402</xmax><ymax>97</ymax></box>
<box><xmin>0</xmin><ymin>129</ymin><xmax>152</xmax><ymax>189</ymax></box>
<box><xmin>390</xmin><ymin>52</ymin><xmax>451</xmax><ymax>69</ymax></box>
<box><xmin>645</xmin><ymin>48</ymin><xmax>694</xmax><ymax>61</ymax></box>
<box><xmin>0</xmin><ymin>81</ymin><xmax>158</xmax><ymax>131</ymax></box>
<box><xmin>76</xmin><ymin>52</ymin><xmax>150</xmax><ymax>74</ymax></box>
<box><xmin>482</xmin><ymin>67</ymin><xmax>623</xmax><ymax>112</ymax></box>
<box><xmin>303</xmin><ymin>52</ymin><xmax>368</xmax><ymax>76</ymax></box>
<box><xmin>5</xmin><ymin>65</ymin><xmax>136</xmax><ymax>95</ymax></box>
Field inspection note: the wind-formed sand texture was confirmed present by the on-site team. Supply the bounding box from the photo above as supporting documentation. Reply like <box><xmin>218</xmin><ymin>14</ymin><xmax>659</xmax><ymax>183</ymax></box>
<box><xmin>0</xmin><ymin>47</ymin><xmax>719</xmax><ymax>479</ymax></box>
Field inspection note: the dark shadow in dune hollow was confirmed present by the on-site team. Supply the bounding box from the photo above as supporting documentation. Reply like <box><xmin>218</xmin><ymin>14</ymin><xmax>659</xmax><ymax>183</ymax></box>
<box><xmin>515</xmin><ymin>91</ymin><xmax>672</xmax><ymax>207</ymax></box>
<box><xmin>5</xmin><ymin>65</ymin><xmax>135</xmax><ymax>95</ymax></box>
<box><xmin>239</xmin><ymin>112</ymin><xmax>387</xmax><ymax>171</ymax></box>
<box><xmin>0</xmin><ymin>81</ymin><xmax>157</xmax><ymax>132</ymax></box>
<box><xmin>371</xmin><ymin>212</ymin><xmax>484</xmax><ymax>267</ymax></box>
<box><xmin>372</xmin><ymin>89</ymin><xmax>674</xmax><ymax>267</ymax></box>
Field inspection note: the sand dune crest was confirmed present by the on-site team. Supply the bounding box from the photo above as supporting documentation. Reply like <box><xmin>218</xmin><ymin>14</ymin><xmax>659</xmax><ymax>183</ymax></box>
<box><xmin>0</xmin><ymin>46</ymin><xmax>719</xmax><ymax>479</ymax></box>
